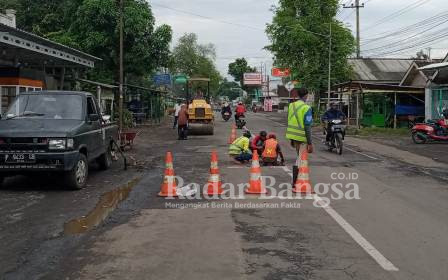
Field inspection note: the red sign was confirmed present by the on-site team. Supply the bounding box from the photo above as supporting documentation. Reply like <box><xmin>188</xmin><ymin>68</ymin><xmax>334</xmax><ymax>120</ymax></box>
<box><xmin>271</xmin><ymin>68</ymin><xmax>291</xmax><ymax>77</ymax></box>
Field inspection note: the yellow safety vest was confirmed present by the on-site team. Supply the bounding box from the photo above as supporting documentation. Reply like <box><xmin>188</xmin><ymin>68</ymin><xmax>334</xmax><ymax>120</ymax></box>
<box><xmin>229</xmin><ymin>136</ymin><xmax>249</xmax><ymax>155</ymax></box>
<box><xmin>286</xmin><ymin>100</ymin><xmax>310</xmax><ymax>143</ymax></box>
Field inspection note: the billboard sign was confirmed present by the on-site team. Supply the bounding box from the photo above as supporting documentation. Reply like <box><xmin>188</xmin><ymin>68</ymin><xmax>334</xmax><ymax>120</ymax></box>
<box><xmin>153</xmin><ymin>74</ymin><xmax>172</xmax><ymax>86</ymax></box>
<box><xmin>243</xmin><ymin>73</ymin><xmax>262</xmax><ymax>86</ymax></box>
<box><xmin>271</xmin><ymin>68</ymin><xmax>291</xmax><ymax>77</ymax></box>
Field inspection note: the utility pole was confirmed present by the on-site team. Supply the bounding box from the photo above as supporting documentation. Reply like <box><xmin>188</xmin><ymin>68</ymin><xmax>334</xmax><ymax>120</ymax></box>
<box><xmin>344</xmin><ymin>0</ymin><xmax>364</xmax><ymax>58</ymax></box>
<box><xmin>118</xmin><ymin>0</ymin><xmax>124</xmax><ymax>132</ymax></box>
<box><xmin>327</xmin><ymin>23</ymin><xmax>332</xmax><ymax>108</ymax></box>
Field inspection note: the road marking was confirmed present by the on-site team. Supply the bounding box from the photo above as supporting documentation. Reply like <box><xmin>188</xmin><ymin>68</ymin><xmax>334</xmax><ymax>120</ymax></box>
<box><xmin>281</xmin><ymin>166</ymin><xmax>399</xmax><ymax>272</ymax></box>
<box><xmin>311</xmin><ymin>135</ymin><xmax>379</xmax><ymax>160</ymax></box>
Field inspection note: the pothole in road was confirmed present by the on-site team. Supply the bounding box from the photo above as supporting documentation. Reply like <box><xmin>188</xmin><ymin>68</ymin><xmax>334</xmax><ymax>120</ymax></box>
<box><xmin>63</xmin><ymin>176</ymin><xmax>143</xmax><ymax>235</ymax></box>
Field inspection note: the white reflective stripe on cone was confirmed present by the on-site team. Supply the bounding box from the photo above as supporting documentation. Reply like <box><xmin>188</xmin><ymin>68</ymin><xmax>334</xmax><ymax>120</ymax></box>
<box><xmin>250</xmin><ymin>173</ymin><xmax>261</xmax><ymax>180</ymax></box>
<box><xmin>210</xmin><ymin>162</ymin><xmax>218</xmax><ymax>169</ymax></box>
<box><xmin>209</xmin><ymin>174</ymin><xmax>220</xmax><ymax>182</ymax></box>
<box><xmin>165</xmin><ymin>176</ymin><xmax>175</xmax><ymax>184</ymax></box>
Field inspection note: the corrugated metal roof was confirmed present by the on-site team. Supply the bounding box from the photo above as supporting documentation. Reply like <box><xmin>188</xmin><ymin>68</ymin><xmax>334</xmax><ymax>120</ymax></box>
<box><xmin>349</xmin><ymin>58</ymin><xmax>415</xmax><ymax>83</ymax></box>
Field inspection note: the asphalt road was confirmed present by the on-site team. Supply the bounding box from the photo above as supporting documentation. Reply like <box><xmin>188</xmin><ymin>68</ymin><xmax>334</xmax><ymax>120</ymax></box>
<box><xmin>2</xmin><ymin>113</ymin><xmax>448</xmax><ymax>280</ymax></box>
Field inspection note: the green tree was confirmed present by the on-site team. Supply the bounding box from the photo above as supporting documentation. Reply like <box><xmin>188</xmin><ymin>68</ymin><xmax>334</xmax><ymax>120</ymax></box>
<box><xmin>170</xmin><ymin>33</ymin><xmax>222</xmax><ymax>95</ymax></box>
<box><xmin>227</xmin><ymin>58</ymin><xmax>256</xmax><ymax>88</ymax></box>
<box><xmin>217</xmin><ymin>79</ymin><xmax>241</xmax><ymax>101</ymax></box>
<box><xmin>266</xmin><ymin>0</ymin><xmax>355</xmax><ymax>92</ymax></box>
<box><xmin>0</xmin><ymin>0</ymin><xmax>172</xmax><ymax>86</ymax></box>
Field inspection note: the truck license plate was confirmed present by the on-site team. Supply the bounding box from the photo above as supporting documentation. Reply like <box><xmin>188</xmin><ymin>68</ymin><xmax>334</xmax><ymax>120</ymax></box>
<box><xmin>5</xmin><ymin>153</ymin><xmax>36</xmax><ymax>163</ymax></box>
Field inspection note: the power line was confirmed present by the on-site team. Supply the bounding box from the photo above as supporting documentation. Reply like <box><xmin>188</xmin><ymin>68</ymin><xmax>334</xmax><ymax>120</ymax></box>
<box><xmin>361</xmin><ymin>10</ymin><xmax>448</xmax><ymax>44</ymax></box>
<box><xmin>363</xmin><ymin>18</ymin><xmax>448</xmax><ymax>53</ymax></box>
<box><xmin>367</xmin><ymin>29</ymin><xmax>448</xmax><ymax>57</ymax></box>
<box><xmin>150</xmin><ymin>2</ymin><xmax>264</xmax><ymax>31</ymax></box>
<box><xmin>363</xmin><ymin>0</ymin><xmax>430</xmax><ymax>31</ymax></box>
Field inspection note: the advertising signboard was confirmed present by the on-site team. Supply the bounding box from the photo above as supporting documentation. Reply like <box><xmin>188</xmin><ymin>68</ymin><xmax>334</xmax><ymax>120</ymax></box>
<box><xmin>271</xmin><ymin>68</ymin><xmax>291</xmax><ymax>77</ymax></box>
<box><xmin>243</xmin><ymin>73</ymin><xmax>262</xmax><ymax>86</ymax></box>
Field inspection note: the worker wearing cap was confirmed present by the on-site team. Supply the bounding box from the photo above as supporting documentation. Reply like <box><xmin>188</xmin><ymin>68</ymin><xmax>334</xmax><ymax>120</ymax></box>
<box><xmin>262</xmin><ymin>134</ymin><xmax>285</xmax><ymax>166</ymax></box>
<box><xmin>228</xmin><ymin>131</ymin><xmax>252</xmax><ymax>164</ymax></box>
<box><xmin>286</xmin><ymin>87</ymin><xmax>313</xmax><ymax>186</ymax></box>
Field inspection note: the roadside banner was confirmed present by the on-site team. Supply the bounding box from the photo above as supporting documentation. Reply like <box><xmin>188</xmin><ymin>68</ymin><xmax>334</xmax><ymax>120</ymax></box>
<box><xmin>271</xmin><ymin>68</ymin><xmax>291</xmax><ymax>77</ymax></box>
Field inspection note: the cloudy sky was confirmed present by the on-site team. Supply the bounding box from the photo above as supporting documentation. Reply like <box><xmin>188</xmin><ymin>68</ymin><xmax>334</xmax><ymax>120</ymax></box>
<box><xmin>150</xmin><ymin>0</ymin><xmax>448</xmax><ymax>77</ymax></box>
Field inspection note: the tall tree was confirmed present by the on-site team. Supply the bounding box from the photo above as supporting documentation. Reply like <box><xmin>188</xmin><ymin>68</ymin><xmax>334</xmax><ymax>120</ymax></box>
<box><xmin>0</xmin><ymin>0</ymin><xmax>172</xmax><ymax>85</ymax></box>
<box><xmin>266</xmin><ymin>0</ymin><xmax>355</xmax><ymax>92</ymax></box>
<box><xmin>228</xmin><ymin>58</ymin><xmax>256</xmax><ymax>88</ymax></box>
<box><xmin>170</xmin><ymin>33</ymin><xmax>222</xmax><ymax>95</ymax></box>
<box><xmin>217</xmin><ymin>79</ymin><xmax>241</xmax><ymax>101</ymax></box>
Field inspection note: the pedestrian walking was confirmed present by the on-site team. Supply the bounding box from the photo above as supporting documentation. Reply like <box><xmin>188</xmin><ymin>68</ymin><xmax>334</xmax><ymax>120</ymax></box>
<box><xmin>173</xmin><ymin>101</ymin><xmax>182</xmax><ymax>129</ymax></box>
<box><xmin>285</xmin><ymin>87</ymin><xmax>313</xmax><ymax>186</ymax></box>
<box><xmin>177</xmin><ymin>104</ymin><xmax>189</xmax><ymax>140</ymax></box>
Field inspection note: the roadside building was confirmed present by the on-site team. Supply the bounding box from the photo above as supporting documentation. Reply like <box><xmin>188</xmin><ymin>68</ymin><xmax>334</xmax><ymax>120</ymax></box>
<box><xmin>328</xmin><ymin>58</ymin><xmax>426</xmax><ymax>128</ymax></box>
<box><xmin>417</xmin><ymin>55</ymin><xmax>448</xmax><ymax>121</ymax></box>
<box><xmin>0</xmin><ymin>10</ymin><xmax>101</xmax><ymax>114</ymax></box>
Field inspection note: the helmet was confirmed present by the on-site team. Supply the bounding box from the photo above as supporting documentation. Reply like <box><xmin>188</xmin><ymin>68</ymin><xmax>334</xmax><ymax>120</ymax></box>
<box><xmin>243</xmin><ymin>131</ymin><xmax>251</xmax><ymax>138</ymax></box>
<box><xmin>260</xmin><ymin>131</ymin><xmax>267</xmax><ymax>137</ymax></box>
<box><xmin>268</xmin><ymin>133</ymin><xmax>276</xmax><ymax>139</ymax></box>
<box><xmin>238</xmin><ymin>101</ymin><xmax>243</xmax><ymax>105</ymax></box>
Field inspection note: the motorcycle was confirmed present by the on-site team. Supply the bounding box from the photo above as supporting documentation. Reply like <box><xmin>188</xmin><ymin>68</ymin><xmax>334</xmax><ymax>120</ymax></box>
<box><xmin>236</xmin><ymin>114</ymin><xmax>246</xmax><ymax>129</ymax></box>
<box><xmin>325</xmin><ymin>119</ymin><xmax>346</xmax><ymax>155</ymax></box>
<box><xmin>222</xmin><ymin>111</ymin><xmax>231</xmax><ymax>122</ymax></box>
<box><xmin>411</xmin><ymin>117</ymin><xmax>448</xmax><ymax>144</ymax></box>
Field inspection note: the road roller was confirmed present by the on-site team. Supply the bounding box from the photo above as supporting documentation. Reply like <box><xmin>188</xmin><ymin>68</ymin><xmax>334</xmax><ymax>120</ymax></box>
<box><xmin>186</xmin><ymin>78</ymin><xmax>214</xmax><ymax>135</ymax></box>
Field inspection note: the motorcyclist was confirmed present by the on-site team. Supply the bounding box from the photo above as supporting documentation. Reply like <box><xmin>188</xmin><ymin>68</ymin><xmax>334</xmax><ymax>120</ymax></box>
<box><xmin>221</xmin><ymin>102</ymin><xmax>232</xmax><ymax>117</ymax></box>
<box><xmin>322</xmin><ymin>103</ymin><xmax>346</xmax><ymax>144</ymax></box>
<box><xmin>235</xmin><ymin>101</ymin><xmax>246</xmax><ymax>122</ymax></box>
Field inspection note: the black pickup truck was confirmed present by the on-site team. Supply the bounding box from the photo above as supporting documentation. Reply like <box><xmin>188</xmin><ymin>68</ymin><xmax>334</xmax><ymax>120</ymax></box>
<box><xmin>0</xmin><ymin>91</ymin><xmax>118</xmax><ymax>189</ymax></box>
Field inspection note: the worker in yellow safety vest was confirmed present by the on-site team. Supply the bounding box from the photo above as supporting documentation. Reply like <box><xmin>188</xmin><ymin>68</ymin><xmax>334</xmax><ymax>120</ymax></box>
<box><xmin>261</xmin><ymin>134</ymin><xmax>285</xmax><ymax>166</ymax></box>
<box><xmin>228</xmin><ymin>130</ymin><xmax>252</xmax><ymax>164</ymax></box>
<box><xmin>285</xmin><ymin>87</ymin><xmax>313</xmax><ymax>185</ymax></box>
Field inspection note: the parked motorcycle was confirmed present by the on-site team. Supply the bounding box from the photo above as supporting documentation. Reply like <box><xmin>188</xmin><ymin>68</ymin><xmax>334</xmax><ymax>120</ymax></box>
<box><xmin>236</xmin><ymin>114</ymin><xmax>246</xmax><ymax>129</ymax></box>
<box><xmin>411</xmin><ymin>117</ymin><xmax>448</xmax><ymax>144</ymax></box>
<box><xmin>222</xmin><ymin>111</ymin><xmax>231</xmax><ymax>122</ymax></box>
<box><xmin>325</xmin><ymin>119</ymin><xmax>346</xmax><ymax>155</ymax></box>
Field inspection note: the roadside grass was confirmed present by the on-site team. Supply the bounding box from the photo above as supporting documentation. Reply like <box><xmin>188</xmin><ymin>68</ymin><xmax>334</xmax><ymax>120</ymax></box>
<box><xmin>347</xmin><ymin>127</ymin><xmax>410</xmax><ymax>137</ymax></box>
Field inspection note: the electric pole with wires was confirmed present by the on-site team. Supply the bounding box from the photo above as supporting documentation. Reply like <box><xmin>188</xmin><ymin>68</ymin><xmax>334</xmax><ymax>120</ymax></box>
<box><xmin>344</xmin><ymin>0</ymin><xmax>365</xmax><ymax>58</ymax></box>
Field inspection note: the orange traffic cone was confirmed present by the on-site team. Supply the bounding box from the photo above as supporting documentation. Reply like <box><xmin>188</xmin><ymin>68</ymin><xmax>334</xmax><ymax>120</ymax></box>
<box><xmin>158</xmin><ymin>152</ymin><xmax>178</xmax><ymax>197</ymax></box>
<box><xmin>228</xmin><ymin>124</ymin><xmax>237</xmax><ymax>144</ymax></box>
<box><xmin>205</xmin><ymin>151</ymin><xmax>223</xmax><ymax>195</ymax></box>
<box><xmin>245</xmin><ymin>150</ymin><xmax>267</xmax><ymax>194</ymax></box>
<box><xmin>293</xmin><ymin>148</ymin><xmax>315</xmax><ymax>194</ymax></box>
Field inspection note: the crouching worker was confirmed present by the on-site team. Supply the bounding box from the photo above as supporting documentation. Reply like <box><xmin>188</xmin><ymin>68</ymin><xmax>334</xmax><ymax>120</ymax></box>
<box><xmin>228</xmin><ymin>131</ymin><xmax>252</xmax><ymax>164</ymax></box>
<box><xmin>262</xmin><ymin>134</ymin><xmax>285</xmax><ymax>166</ymax></box>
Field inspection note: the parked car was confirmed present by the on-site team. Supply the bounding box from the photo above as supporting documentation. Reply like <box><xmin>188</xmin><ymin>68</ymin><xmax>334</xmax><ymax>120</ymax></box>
<box><xmin>0</xmin><ymin>91</ymin><xmax>118</xmax><ymax>190</ymax></box>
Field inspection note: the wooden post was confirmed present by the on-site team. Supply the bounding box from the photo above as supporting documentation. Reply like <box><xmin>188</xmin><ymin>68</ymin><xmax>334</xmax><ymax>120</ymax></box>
<box><xmin>356</xmin><ymin>92</ymin><xmax>360</xmax><ymax>128</ymax></box>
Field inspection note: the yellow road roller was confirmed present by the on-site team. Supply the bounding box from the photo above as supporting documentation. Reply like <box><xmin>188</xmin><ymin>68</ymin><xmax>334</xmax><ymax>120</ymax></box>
<box><xmin>187</xmin><ymin>77</ymin><xmax>214</xmax><ymax>135</ymax></box>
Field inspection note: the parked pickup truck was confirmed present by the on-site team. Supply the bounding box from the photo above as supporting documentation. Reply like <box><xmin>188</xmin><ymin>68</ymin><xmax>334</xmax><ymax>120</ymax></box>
<box><xmin>0</xmin><ymin>91</ymin><xmax>118</xmax><ymax>189</ymax></box>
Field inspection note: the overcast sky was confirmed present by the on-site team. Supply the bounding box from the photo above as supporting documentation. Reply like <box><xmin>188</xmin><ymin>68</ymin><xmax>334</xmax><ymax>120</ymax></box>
<box><xmin>150</xmin><ymin>0</ymin><xmax>448</xmax><ymax>77</ymax></box>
